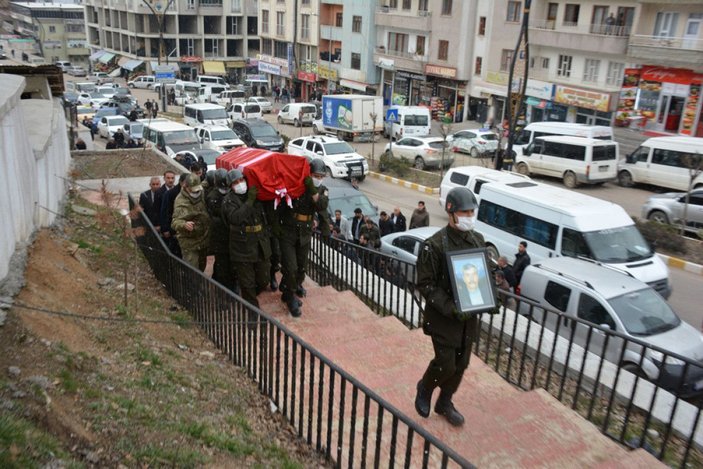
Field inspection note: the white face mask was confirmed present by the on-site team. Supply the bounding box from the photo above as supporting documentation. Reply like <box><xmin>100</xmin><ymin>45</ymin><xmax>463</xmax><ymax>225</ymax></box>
<box><xmin>233</xmin><ymin>182</ymin><xmax>247</xmax><ymax>195</ymax></box>
<box><xmin>218</xmin><ymin>188</ymin><xmax>228</xmax><ymax>194</ymax></box>
<box><xmin>189</xmin><ymin>189</ymin><xmax>202</xmax><ymax>199</ymax></box>
<box><xmin>455</xmin><ymin>216</ymin><xmax>475</xmax><ymax>232</ymax></box>
<box><xmin>312</xmin><ymin>177</ymin><xmax>323</xmax><ymax>188</ymax></box>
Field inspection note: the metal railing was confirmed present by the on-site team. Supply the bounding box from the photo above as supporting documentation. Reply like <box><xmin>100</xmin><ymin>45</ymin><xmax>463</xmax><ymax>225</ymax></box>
<box><xmin>305</xmin><ymin>233</ymin><xmax>703</xmax><ymax>468</ymax></box>
<box><xmin>128</xmin><ymin>196</ymin><xmax>473</xmax><ymax>469</ymax></box>
<box><xmin>530</xmin><ymin>19</ymin><xmax>630</xmax><ymax>37</ymax></box>
<box><xmin>630</xmin><ymin>34</ymin><xmax>703</xmax><ymax>52</ymax></box>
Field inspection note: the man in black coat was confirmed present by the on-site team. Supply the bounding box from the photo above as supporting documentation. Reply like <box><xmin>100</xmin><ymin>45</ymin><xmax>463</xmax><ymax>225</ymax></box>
<box><xmin>139</xmin><ymin>176</ymin><xmax>162</xmax><ymax>227</ymax></box>
<box><xmin>378</xmin><ymin>211</ymin><xmax>394</xmax><ymax>237</ymax></box>
<box><xmin>513</xmin><ymin>241</ymin><xmax>531</xmax><ymax>285</ymax></box>
<box><xmin>350</xmin><ymin>208</ymin><xmax>364</xmax><ymax>243</ymax></box>
<box><xmin>390</xmin><ymin>207</ymin><xmax>407</xmax><ymax>232</ymax></box>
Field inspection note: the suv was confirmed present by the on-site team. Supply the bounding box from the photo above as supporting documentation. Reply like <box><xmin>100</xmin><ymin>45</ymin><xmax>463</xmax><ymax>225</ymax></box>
<box><xmin>128</xmin><ymin>75</ymin><xmax>156</xmax><ymax>89</ymax></box>
<box><xmin>287</xmin><ymin>135</ymin><xmax>368</xmax><ymax>180</ymax></box>
<box><xmin>231</xmin><ymin>118</ymin><xmax>284</xmax><ymax>152</ymax></box>
<box><xmin>195</xmin><ymin>125</ymin><xmax>245</xmax><ymax>153</ymax></box>
<box><xmin>519</xmin><ymin>257</ymin><xmax>703</xmax><ymax>397</ymax></box>
<box><xmin>89</xmin><ymin>72</ymin><xmax>113</xmax><ymax>85</ymax></box>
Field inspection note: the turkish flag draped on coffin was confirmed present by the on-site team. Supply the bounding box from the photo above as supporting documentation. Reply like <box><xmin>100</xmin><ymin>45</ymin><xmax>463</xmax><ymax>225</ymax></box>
<box><xmin>216</xmin><ymin>148</ymin><xmax>310</xmax><ymax>207</ymax></box>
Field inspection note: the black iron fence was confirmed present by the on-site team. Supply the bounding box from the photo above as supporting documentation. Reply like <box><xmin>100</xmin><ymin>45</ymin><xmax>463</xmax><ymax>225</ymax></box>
<box><xmin>306</xmin><ymin>233</ymin><xmax>703</xmax><ymax>468</ymax></box>
<box><xmin>128</xmin><ymin>196</ymin><xmax>473</xmax><ymax>469</ymax></box>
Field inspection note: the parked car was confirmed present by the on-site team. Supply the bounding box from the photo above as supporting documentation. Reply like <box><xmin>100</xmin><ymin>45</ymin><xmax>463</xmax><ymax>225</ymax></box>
<box><xmin>77</xmin><ymin>92</ymin><xmax>109</xmax><ymax>108</ymax></box>
<box><xmin>448</xmin><ymin>128</ymin><xmax>499</xmax><ymax>158</ymax></box>
<box><xmin>89</xmin><ymin>72</ymin><xmax>113</xmax><ymax>85</ymax></box>
<box><xmin>641</xmin><ymin>189</ymin><xmax>703</xmax><ymax>234</ymax></box>
<box><xmin>277</xmin><ymin>103</ymin><xmax>318</xmax><ymax>126</ymax></box>
<box><xmin>287</xmin><ymin>135</ymin><xmax>368</xmax><ymax>180</ymax></box>
<box><xmin>123</xmin><ymin>121</ymin><xmax>145</xmax><ymax>143</ymax></box>
<box><xmin>96</xmin><ymin>85</ymin><xmax>118</xmax><ymax>99</ymax></box>
<box><xmin>76</xmin><ymin>105</ymin><xmax>96</xmax><ymax>124</ymax></box>
<box><xmin>226</xmin><ymin>102</ymin><xmax>263</xmax><ymax>120</ymax></box>
<box><xmin>55</xmin><ymin>60</ymin><xmax>72</xmax><ymax>72</ymax></box>
<box><xmin>311</xmin><ymin>118</ymin><xmax>326</xmax><ymax>134</ymax></box>
<box><xmin>323</xmin><ymin>177</ymin><xmax>379</xmax><ymax>224</ymax></box>
<box><xmin>519</xmin><ymin>257</ymin><xmax>703</xmax><ymax>398</ymax></box>
<box><xmin>127</xmin><ymin>75</ymin><xmax>156</xmax><ymax>89</ymax></box>
<box><xmin>379</xmin><ymin>227</ymin><xmax>441</xmax><ymax>286</ymax></box>
<box><xmin>230</xmin><ymin>118</ymin><xmax>284</xmax><ymax>152</ymax></box>
<box><xmin>97</xmin><ymin>115</ymin><xmax>130</xmax><ymax>139</ymax></box>
<box><xmin>61</xmin><ymin>91</ymin><xmax>79</xmax><ymax>106</ymax></box>
<box><xmin>174</xmin><ymin>149</ymin><xmax>221</xmax><ymax>171</ymax></box>
<box><xmin>247</xmin><ymin>96</ymin><xmax>273</xmax><ymax>113</ymax></box>
<box><xmin>67</xmin><ymin>66</ymin><xmax>87</xmax><ymax>77</ymax></box>
<box><xmin>195</xmin><ymin>125</ymin><xmax>246</xmax><ymax>153</ymax></box>
<box><xmin>100</xmin><ymin>96</ymin><xmax>143</xmax><ymax>118</ymax></box>
<box><xmin>383</xmin><ymin>136</ymin><xmax>456</xmax><ymax>170</ymax></box>
<box><xmin>90</xmin><ymin>107</ymin><xmax>120</xmax><ymax>125</ymax></box>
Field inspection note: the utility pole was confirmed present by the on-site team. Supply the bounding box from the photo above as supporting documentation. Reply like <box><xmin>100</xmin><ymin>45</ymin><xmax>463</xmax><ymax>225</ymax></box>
<box><xmin>369</xmin><ymin>111</ymin><xmax>378</xmax><ymax>165</ymax></box>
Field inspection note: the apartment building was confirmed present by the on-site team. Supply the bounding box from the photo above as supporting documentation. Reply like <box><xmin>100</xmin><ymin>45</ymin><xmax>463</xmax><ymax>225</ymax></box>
<box><xmin>374</xmin><ymin>0</ymin><xmax>476</xmax><ymax>122</ymax></box>
<box><xmin>83</xmin><ymin>0</ymin><xmax>260</xmax><ymax>82</ymax></box>
<box><xmin>257</xmin><ymin>0</ymin><xmax>377</xmax><ymax>101</ymax></box>
<box><xmin>5</xmin><ymin>2</ymin><xmax>89</xmax><ymax>65</ymax></box>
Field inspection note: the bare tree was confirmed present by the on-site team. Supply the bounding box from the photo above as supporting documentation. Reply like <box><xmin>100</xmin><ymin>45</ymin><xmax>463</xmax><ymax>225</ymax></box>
<box><xmin>438</xmin><ymin>118</ymin><xmax>453</xmax><ymax>181</ymax></box>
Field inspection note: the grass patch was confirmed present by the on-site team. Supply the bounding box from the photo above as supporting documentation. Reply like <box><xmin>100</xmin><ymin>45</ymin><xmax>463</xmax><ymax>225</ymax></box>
<box><xmin>134</xmin><ymin>346</ymin><xmax>162</xmax><ymax>367</ymax></box>
<box><xmin>129</xmin><ymin>442</ymin><xmax>206</xmax><ymax>467</ymax></box>
<box><xmin>58</xmin><ymin>369</ymin><xmax>78</xmax><ymax>394</ymax></box>
<box><xmin>0</xmin><ymin>413</ymin><xmax>81</xmax><ymax>468</ymax></box>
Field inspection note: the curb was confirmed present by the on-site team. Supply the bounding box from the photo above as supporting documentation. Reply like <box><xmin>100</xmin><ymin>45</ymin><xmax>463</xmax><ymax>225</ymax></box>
<box><xmin>657</xmin><ymin>253</ymin><xmax>703</xmax><ymax>276</ymax></box>
<box><xmin>368</xmin><ymin>171</ymin><xmax>440</xmax><ymax>195</ymax></box>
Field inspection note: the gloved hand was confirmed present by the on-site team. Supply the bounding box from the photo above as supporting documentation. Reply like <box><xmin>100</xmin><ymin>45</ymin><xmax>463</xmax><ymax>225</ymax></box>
<box><xmin>247</xmin><ymin>185</ymin><xmax>258</xmax><ymax>205</ymax></box>
<box><xmin>304</xmin><ymin>176</ymin><xmax>318</xmax><ymax>195</ymax></box>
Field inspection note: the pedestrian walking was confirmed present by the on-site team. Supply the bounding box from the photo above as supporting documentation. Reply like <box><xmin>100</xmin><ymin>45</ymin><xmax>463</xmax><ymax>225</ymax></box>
<box><xmin>172</xmin><ymin>174</ymin><xmax>211</xmax><ymax>271</ymax></box>
<box><xmin>152</xmin><ymin>100</ymin><xmax>159</xmax><ymax>118</ymax></box>
<box><xmin>409</xmin><ymin>201</ymin><xmax>430</xmax><ymax>229</ymax></box>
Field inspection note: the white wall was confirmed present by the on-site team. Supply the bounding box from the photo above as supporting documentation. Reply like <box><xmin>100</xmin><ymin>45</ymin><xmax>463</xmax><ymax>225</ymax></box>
<box><xmin>0</xmin><ymin>73</ymin><xmax>71</xmax><ymax>283</ymax></box>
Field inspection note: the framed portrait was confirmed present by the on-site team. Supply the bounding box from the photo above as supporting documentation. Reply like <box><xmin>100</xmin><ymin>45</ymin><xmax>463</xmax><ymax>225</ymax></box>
<box><xmin>446</xmin><ymin>248</ymin><xmax>497</xmax><ymax>315</ymax></box>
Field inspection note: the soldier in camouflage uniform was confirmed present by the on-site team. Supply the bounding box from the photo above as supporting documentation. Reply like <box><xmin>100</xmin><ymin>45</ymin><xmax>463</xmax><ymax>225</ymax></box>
<box><xmin>205</xmin><ymin>168</ymin><xmax>236</xmax><ymax>291</ymax></box>
<box><xmin>275</xmin><ymin>158</ymin><xmax>328</xmax><ymax>317</ymax></box>
<box><xmin>221</xmin><ymin>169</ymin><xmax>271</xmax><ymax>308</ymax></box>
<box><xmin>414</xmin><ymin>187</ymin><xmax>490</xmax><ymax>427</ymax></box>
<box><xmin>172</xmin><ymin>174</ymin><xmax>211</xmax><ymax>271</ymax></box>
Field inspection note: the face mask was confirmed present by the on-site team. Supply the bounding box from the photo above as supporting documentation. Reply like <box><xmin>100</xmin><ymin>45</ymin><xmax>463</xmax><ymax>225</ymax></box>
<box><xmin>189</xmin><ymin>189</ymin><xmax>202</xmax><ymax>199</ymax></box>
<box><xmin>218</xmin><ymin>188</ymin><xmax>228</xmax><ymax>194</ymax></box>
<box><xmin>312</xmin><ymin>177</ymin><xmax>323</xmax><ymax>188</ymax></box>
<box><xmin>233</xmin><ymin>182</ymin><xmax>247</xmax><ymax>195</ymax></box>
<box><xmin>455</xmin><ymin>216</ymin><xmax>475</xmax><ymax>232</ymax></box>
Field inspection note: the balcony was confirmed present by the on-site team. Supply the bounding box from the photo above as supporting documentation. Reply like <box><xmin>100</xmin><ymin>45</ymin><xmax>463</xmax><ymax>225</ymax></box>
<box><xmin>375</xmin><ymin>7</ymin><xmax>431</xmax><ymax>31</ymax></box>
<box><xmin>529</xmin><ymin>20</ymin><xmax>629</xmax><ymax>55</ymax></box>
<box><xmin>628</xmin><ymin>35</ymin><xmax>703</xmax><ymax>68</ymax></box>
<box><xmin>373</xmin><ymin>46</ymin><xmax>428</xmax><ymax>74</ymax></box>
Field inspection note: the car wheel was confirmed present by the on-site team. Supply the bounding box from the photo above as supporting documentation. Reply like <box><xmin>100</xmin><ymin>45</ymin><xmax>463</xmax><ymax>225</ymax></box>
<box><xmin>357</xmin><ymin>175</ymin><xmax>366</xmax><ymax>182</ymax></box>
<box><xmin>622</xmin><ymin>363</ymin><xmax>648</xmax><ymax>380</ymax></box>
<box><xmin>128</xmin><ymin>83</ymin><xmax>134</xmax><ymax>88</ymax></box>
<box><xmin>414</xmin><ymin>156</ymin><xmax>425</xmax><ymax>170</ymax></box>
<box><xmin>516</xmin><ymin>162</ymin><xmax>529</xmax><ymax>175</ymax></box>
<box><xmin>277</xmin><ymin>116</ymin><xmax>283</xmax><ymax>124</ymax></box>
<box><xmin>326</xmin><ymin>167</ymin><xmax>333</xmax><ymax>178</ymax></box>
<box><xmin>648</xmin><ymin>210</ymin><xmax>669</xmax><ymax>224</ymax></box>
<box><xmin>563</xmin><ymin>171</ymin><xmax>578</xmax><ymax>189</ymax></box>
<box><xmin>470</xmin><ymin>147</ymin><xmax>479</xmax><ymax>158</ymax></box>
<box><xmin>294</xmin><ymin>118</ymin><xmax>300</xmax><ymax>127</ymax></box>
<box><xmin>618</xmin><ymin>170</ymin><xmax>634</xmax><ymax>188</ymax></box>
<box><xmin>313</xmin><ymin>125</ymin><xmax>319</xmax><ymax>135</ymax></box>
<box><xmin>486</xmin><ymin>244</ymin><xmax>499</xmax><ymax>263</ymax></box>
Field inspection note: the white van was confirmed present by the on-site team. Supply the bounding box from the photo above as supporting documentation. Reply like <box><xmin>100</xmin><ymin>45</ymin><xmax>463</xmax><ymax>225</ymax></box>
<box><xmin>277</xmin><ymin>103</ymin><xmax>318</xmax><ymax>126</ymax></box>
<box><xmin>143</xmin><ymin>121</ymin><xmax>201</xmax><ymax>157</ymax></box>
<box><xmin>474</xmin><ymin>181</ymin><xmax>671</xmax><ymax>298</ymax></box>
<box><xmin>197</xmin><ymin>85</ymin><xmax>228</xmax><ymax>104</ymax></box>
<box><xmin>216</xmin><ymin>89</ymin><xmax>247</xmax><ymax>106</ymax></box>
<box><xmin>516</xmin><ymin>136</ymin><xmax>618</xmax><ymax>188</ymax></box>
<box><xmin>384</xmin><ymin>105</ymin><xmax>432</xmax><ymax>141</ymax></box>
<box><xmin>226</xmin><ymin>102</ymin><xmax>263</xmax><ymax>120</ymax></box>
<box><xmin>439</xmin><ymin>166</ymin><xmax>531</xmax><ymax>207</ymax></box>
<box><xmin>183</xmin><ymin>103</ymin><xmax>230</xmax><ymax>127</ymax></box>
<box><xmin>196</xmin><ymin>75</ymin><xmax>229</xmax><ymax>88</ymax></box>
<box><xmin>617</xmin><ymin>136</ymin><xmax>703</xmax><ymax>191</ymax></box>
<box><xmin>128</xmin><ymin>75</ymin><xmax>156</xmax><ymax>89</ymax></box>
<box><xmin>512</xmin><ymin>122</ymin><xmax>614</xmax><ymax>158</ymax></box>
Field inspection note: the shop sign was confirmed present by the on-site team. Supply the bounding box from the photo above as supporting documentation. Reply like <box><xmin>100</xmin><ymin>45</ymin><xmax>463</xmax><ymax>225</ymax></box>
<box><xmin>554</xmin><ymin>85</ymin><xmax>610</xmax><ymax>112</ymax></box>
<box><xmin>297</xmin><ymin>71</ymin><xmax>317</xmax><ymax>83</ymax></box>
<box><xmin>616</xmin><ymin>68</ymin><xmax>640</xmax><ymax>118</ymax></box>
<box><xmin>287</xmin><ymin>43</ymin><xmax>294</xmax><ymax>76</ymax></box>
<box><xmin>246</xmin><ymin>74</ymin><xmax>266</xmax><ymax>82</ymax></box>
<box><xmin>258</xmin><ymin>61</ymin><xmax>281</xmax><ymax>75</ymax></box>
<box><xmin>257</xmin><ymin>54</ymin><xmax>287</xmax><ymax>68</ymax></box>
<box><xmin>378</xmin><ymin>58</ymin><xmax>395</xmax><ymax>71</ymax></box>
<box><xmin>486</xmin><ymin>71</ymin><xmax>508</xmax><ymax>86</ymax></box>
<box><xmin>299</xmin><ymin>61</ymin><xmax>318</xmax><ymax>74</ymax></box>
<box><xmin>67</xmin><ymin>39</ymin><xmax>87</xmax><ymax>48</ymax></box>
<box><xmin>525</xmin><ymin>79</ymin><xmax>553</xmax><ymax>100</ymax></box>
<box><xmin>318</xmin><ymin>65</ymin><xmax>338</xmax><ymax>81</ymax></box>
<box><xmin>641</xmin><ymin>66</ymin><xmax>694</xmax><ymax>85</ymax></box>
<box><xmin>180</xmin><ymin>56</ymin><xmax>202</xmax><ymax>63</ymax></box>
<box><xmin>681</xmin><ymin>83</ymin><xmax>699</xmax><ymax>136</ymax></box>
<box><xmin>397</xmin><ymin>71</ymin><xmax>425</xmax><ymax>81</ymax></box>
<box><xmin>425</xmin><ymin>64</ymin><xmax>456</xmax><ymax>79</ymax></box>
<box><xmin>225</xmin><ymin>60</ymin><xmax>246</xmax><ymax>68</ymax></box>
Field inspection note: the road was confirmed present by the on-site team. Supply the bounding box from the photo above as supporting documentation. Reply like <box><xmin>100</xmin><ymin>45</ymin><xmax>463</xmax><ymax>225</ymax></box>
<box><xmin>66</xmin><ymin>74</ymin><xmax>702</xmax><ymax>327</ymax></box>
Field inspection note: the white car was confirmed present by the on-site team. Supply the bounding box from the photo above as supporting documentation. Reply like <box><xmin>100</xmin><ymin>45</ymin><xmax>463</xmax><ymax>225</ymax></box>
<box><xmin>195</xmin><ymin>125</ymin><xmax>246</xmax><ymax>153</ymax></box>
<box><xmin>97</xmin><ymin>115</ymin><xmax>130</xmax><ymax>139</ymax></box>
<box><xmin>226</xmin><ymin>102</ymin><xmax>263</xmax><ymax>120</ymax></box>
<box><xmin>383</xmin><ymin>136</ymin><xmax>455</xmax><ymax>170</ymax></box>
<box><xmin>96</xmin><ymin>86</ymin><xmax>118</xmax><ymax>99</ymax></box>
<box><xmin>88</xmin><ymin>72</ymin><xmax>113</xmax><ymax>85</ymax></box>
<box><xmin>127</xmin><ymin>75</ymin><xmax>156</xmax><ymax>89</ymax></box>
<box><xmin>77</xmin><ymin>92</ymin><xmax>109</xmax><ymax>108</ymax></box>
<box><xmin>248</xmin><ymin>97</ymin><xmax>273</xmax><ymax>113</ymax></box>
<box><xmin>447</xmin><ymin>128</ymin><xmax>499</xmax><ymax>158</ymax></box>
<box><xmin>287</xmin><ymin>135</ymin><xmax>369</xmax><ymax>180</ymax></box>
<box><xmin>379</xmin><ymin>227</ymin><xmax>441</xmax><ymax>286</ymax></box>
<box><xmin>311</xmin><ymin>118</ymin><xmax>326</xmax><ymax>134</ymax></box>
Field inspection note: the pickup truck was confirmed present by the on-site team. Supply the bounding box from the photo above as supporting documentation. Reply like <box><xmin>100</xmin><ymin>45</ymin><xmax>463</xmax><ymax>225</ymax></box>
<box><xmin>287</xmin><ymin>135</ymin><xmax>368</xmax><ymax>180</ymax></box>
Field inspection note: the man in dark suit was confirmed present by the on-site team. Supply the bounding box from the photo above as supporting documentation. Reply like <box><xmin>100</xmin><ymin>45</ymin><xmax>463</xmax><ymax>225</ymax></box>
<box><xmin>350</xmin><ymin>208</ymin><xmax>364</xmax><ymax>243</ymax></box>
<box><xmin>390</xmin><ymin>207</ymin><xmax>407</xmax><ymax>232</ymax></box>
<box><xmin>139</xmin><ymin>176</ymin><xmax>162</xmax><ymax>228</ymax></box>
<box><xmin>454</xmin><ymin>262</ymin><xmax>492</xmax><ymax>311</ymax></box>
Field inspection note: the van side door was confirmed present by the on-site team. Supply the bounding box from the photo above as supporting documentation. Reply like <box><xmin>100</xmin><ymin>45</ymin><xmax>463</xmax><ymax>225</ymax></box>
<box><xmin>649</xmin><ymin>148</ymin><xmax>689</xmax><ymax>191</ymax></box>
<box><xmin>576</xmin><ymin>292</ymin><xmax>623</xmax><ymax>365</ymax></box>
<box><xmin>626</xmin><ymin>146</ymin><xmax>651</xmax><ymax>185</ymax></box>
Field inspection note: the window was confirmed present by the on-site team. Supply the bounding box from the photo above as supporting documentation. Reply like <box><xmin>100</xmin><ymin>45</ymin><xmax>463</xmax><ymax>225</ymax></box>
<box><xmin>301</xmin><ymin>14</ymin><xmax>309</xmax><ymax>39</ymax></box>
<box><xmin>441</xmin><ymin>0</ymin><xmax>452</xmax><ymax>16</ymax></box>
<box><xmin>477</xmin><ymin>200</ymin><xmax>558</xmax><ymax>249</ymax></box>
<box><xmin>605</xmin><ymin>62</ymin><xmax>624</xmax><ymax>86</ymax></box>
<box><xmin>49</xmin><ymin>26</ymin><xmax>56</xmax><ymax>33</ymax></box>
<box><xmin>419</xmin><ymin>0</ymin><xmax>429</xmax><ymax>13</ymax></box>
<box><xmin>652</xmin><ymin>149</ymin><xmax>685</xmax><ymax>168</ymax></box>
<box><xmin>351</xmin><ymin>52</ymin><xmax>361</xmax><ymax>70</ymax></box>
<box><xmin>388</xmin><ymin>32</ymin><xmax>408</xmax><ymax>54</ymax></box>
<box><xmin>261</xmin><ymin>10</ymin><xmax>269</xmax><ymax>33</ymax></box>
<box><xmin>561</xmin><ymin>228</ymin><xmax>590</xmax><ymax>258</ymax></box>
<box><xmin>500</xmin><ymin>49</ymin><xmax>513</xmax><ymax>72</ymax></box>
<box><xmin>276</xmin><ymin>12</ymin><xmax>284</xmax><ymax>36</ymax></box>
<box><xmin>592</xmin><ymin>145</ymin><xmax>617</xmax><ymax>161</ymax></box>
<box><xmin>416</xmin><ymin>36</ymin><xmax>425</xmax><ymax>56</ymax></box>
<box><xmin>402</xmin><ymin>0</ymin><xmax>411</xmax><ymax>10</ymax></box>
<box><xmin>438</xmin><ymin>40</ymin><xmax>449</xmax><ymax>60</ymax></box>
<box><xmin>544</xmin><ymin>281</ymin><xmax>571</xmax><ymax>312</ymax></box>
<box><xmin>478</xmin><ymin>17</ymin><xmax>486</xmax><ymax>35</ymax></box>
<box><xmin>336</xmin><ymin>12</ymin><xmax>343</xmax><ymax>27</ymax></box>
<box><xmin>557</xmin><ymin>54</ymin><xmax>572</xmax><ymax>77</ymax></box>
<box><xmin>654</xmin><ymin>12</ymin><xmax>679</xmax><ymax>37</ymax></box>
<box><xmin>449</xmin><ymin>172</ymin><xmax>469</xmax><ymax>186</ymax></box>
<box><xmin>507</xmin><ymin>1</ymin><xmax>521</xmax><ymax>22</ymax></box>
<box><xmin>474</xmin><ymin>56</ymin><xmax>482</xmax><ymax>75</ymax></box>
<box><xmin>352</xmin><ymin>15</ymin><xmax>361</xmax><ymax>33</ymax></box>
<box><xmin>583</xmin><ymin>58</ymin><xmax>600</xmax><ymax>82</ymax></box>
<box><xmin>577</xmin><ymin>294</ymin><xmax>616</xmax><ymax>329</ymax></box>
<box><xmin>563</xmin><ymin>4</ymin><xmax>580</xmax><ymax>25</ymax></box>
<box><xmin>389</xmin><ymin>0</ymin><xmax>398</xmax><ymax>8</ymax></box>
<box><xmin>542</xmin><ymin>57</ymin><xmax>550</xmax><ymax>69</ymax></box>
<box><xmin>393</xmin><ymin>236</ymin><xmax>419</xmax><ymax>255</ymax></box>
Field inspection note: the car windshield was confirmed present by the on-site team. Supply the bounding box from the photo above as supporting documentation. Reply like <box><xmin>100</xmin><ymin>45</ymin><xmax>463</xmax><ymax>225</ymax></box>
<box><xmin>608</xmin><ymin>288</ymin><xmax>680</xmax><ymax>336</ymax></box>
<box><xmin>244</xmin><ymin>105</ymin><xmax>260</xmax><ymax>113</ymax></box>
<box><xmin>164</xmin><ymin>130</ymin><xmax>199</xmax><ymax>145</ymax></box>
<box><xmin>329</xmin><ymin>194</ymin><xmax>377</xmax><ymax>220</ymax></box>
<box><xmin>211</xmin><ymin>129</ymin><xmax>237</xmax><ymax>140</ymax></box>
<box><xmin>129</xmin><ymin>123</ymin><xmax>144</xmax><ymax>133</ymax></box>
<box><xmin>76</xmin><ymin>107</ymin><xmax>93</xmax><ymax>115</ymax></box>
<box><xmin>404</xmin><ymin>115</ymin><xmax>429</xmax><ymax>126</ymax></box>
<box><xmin>324</xmin><ymin>142</ymin><xmax>356</xmax><ymax>155</ymax></box>
<box><xmin>302</xmin><ymin>106</ymin><xmax>317</xmax><ymax>114</ymax></box>
<box><xmin>582</xmin><ymin>225</ymin><xmax>653</xmax><ymax>263</ymax></box>
<box><xmin>89</xmin><ymin>93</ymin><xmax>105</xmax><ymax>99</ymax></box>
<box><xmin>197</xmin><ymin>151</ymin><xmax>220</xmax><ymax>165</ymax></box>
<box><xmin>250</xmin><ymin>124</ymin><xmax>278</xmax><ymax>138</ymax></box>
<box><xmin>109</xmin><ymin>117</ymin><xmax>129</xmax><ymax>126</ymax></box>
<box><xmin>202</xmin><ymin>108</ymin><xmax>228</xmax><ymax>119</ymax></box>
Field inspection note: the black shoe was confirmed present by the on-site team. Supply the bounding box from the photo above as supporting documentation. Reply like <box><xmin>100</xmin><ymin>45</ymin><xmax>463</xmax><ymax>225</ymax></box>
<box><xmin>434</xmin><ymin>396</ymin><xmax>465</xmax><ymax>427</ymax></box>
<box><xmin>287</xmin><ymin>299</ymin><xmax>302</xmax><ymax>318</ymax></box>
<box><xmin>270</xmin><ymin>276</ymin><xmax>278</xmax><ymax>291</ymax></box>
<box><xmin>414</xmin><ymin>381</ymin><xmax>433</xmax><ymax>418</ymax></box>
<box><xmin>295</xmin><ymin>285</ymin><xmax>307</xmax><ymax>297</ymax></box>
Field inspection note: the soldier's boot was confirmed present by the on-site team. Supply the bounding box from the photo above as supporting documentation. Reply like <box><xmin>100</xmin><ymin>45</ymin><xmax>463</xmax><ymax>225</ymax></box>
<box><xmin>281</xmin><ymin>292</ymin><xmax>302</xmax><ymax>318</ymax></box>
<box><xmin>414</xmin><ymin>380</ymin><xmax>434</xmax><ymax>418</ymax></box>
<box><xmin>295</xmin><ymin>285</ymin><xmax>307</xmax><ymax>297</ymax></box>
<box><xmin>434</xmin><ymin>392</ymin><xmax>465</xmax><ymax>427</ymax></box>
<box><xmin>270</xmin><ymin>274</ymin><xmax>279</xmax><ymax>291</ymax></box>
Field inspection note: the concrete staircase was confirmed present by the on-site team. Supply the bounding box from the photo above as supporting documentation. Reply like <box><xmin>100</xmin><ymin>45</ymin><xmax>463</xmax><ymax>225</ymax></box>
<box><xmin>257</xmin><ymin>281</ymin><xmax>664</xmax><ymax>468</ymax></box>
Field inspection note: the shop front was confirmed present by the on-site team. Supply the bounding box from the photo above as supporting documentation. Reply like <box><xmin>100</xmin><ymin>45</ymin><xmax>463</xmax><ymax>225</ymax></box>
<box><xmin>377</xmin><ymin>58</ymin><xmax>395</xmax><ymax>106</ymax></box>
<box><xmin>318</xmin><ymin>65</ymin><xmax>338</xmax><ymax>94</ymax></box>
<box><xmin>257</xmin><ymin>54</ymin><xmax>291</xmax><ymax>91</ymax></box>
<box><xmin>224</xmin><ymin>60</ymin><xmax>246</xmax><ymax>84</ymax></box>
<box><xmin>523</xmin><ymin>79</ymin><xmax>555</xmax><ymax>123</ymax></box>
<box><xmin>553</xmin><ymin>85</ymin><xmax>613</xmax><ymax>126</ymax></box>
<box><xmin>424</xmin><ymin>64</ymin><xmax>467</xmax><ymax>123</ymax></box>
<box><xmin>297</xmin><ymin>71</ymin><xmax>319</xmax><ymax>101</ymax></box>
<box><xmin>391</xmin><ymin>70</ymin><xmax>425</xmax><ymax>106</ymax></box>
<box><xmin>179</xmin><ymin>56</ymin><xmax>202</xmax><ymax>81</ymax></box>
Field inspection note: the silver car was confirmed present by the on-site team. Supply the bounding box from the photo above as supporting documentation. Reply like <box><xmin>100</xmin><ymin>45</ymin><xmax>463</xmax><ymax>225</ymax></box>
<box><xmin>641</xmin><ymin>189</ymin><xmax>703</xmax><ymax>234</ymax></box>
<box><xmin>379</xmin><ymin>227</ymin><xmax>440</xmax><ymax>286</ymax></box>
<box><xmin>382</xmin><ymin>137</ymin><xmax>455</xmax><ymax>170</ymax></box>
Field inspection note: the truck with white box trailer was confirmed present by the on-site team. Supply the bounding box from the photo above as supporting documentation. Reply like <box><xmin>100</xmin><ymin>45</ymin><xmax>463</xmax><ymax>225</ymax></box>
<box><xmin>320</xmin><ymin>94</ymin><xmax>384</xmax><ymax>142</ymax></box>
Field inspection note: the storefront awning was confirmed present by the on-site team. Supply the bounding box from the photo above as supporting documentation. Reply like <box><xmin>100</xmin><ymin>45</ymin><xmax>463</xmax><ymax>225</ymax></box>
<box><xmin>339</xmin><ymin>79</ymin><xmax>368</xmax><ymax>92</ymax></box>
<box><xmin>117</xmin><ymin>56</ymin><xmax>130</xmax><ymax>67</ymax></box>
<box><xmin>99</xmin><ymin>52</ymin><xmax>115</xmax><ymax>64</ymax></box>
<box><xmin>89</xmin><ymin>50</ymin><xmax>105</xmax><ymax>61</ymax></box>
<box><xmin>526</xmin><ymin>97</ymin><xmax>551</xmax><ymax>109</ymax></box>
<box><xmin>202</xmin><ymin>60</ymin><xmax>226</xmax><ymax>75</ymax></box>
<box><xmin>122</xmin><ymin>59</ymin><xmax>144</xmax><ymax>71</ymax></box>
